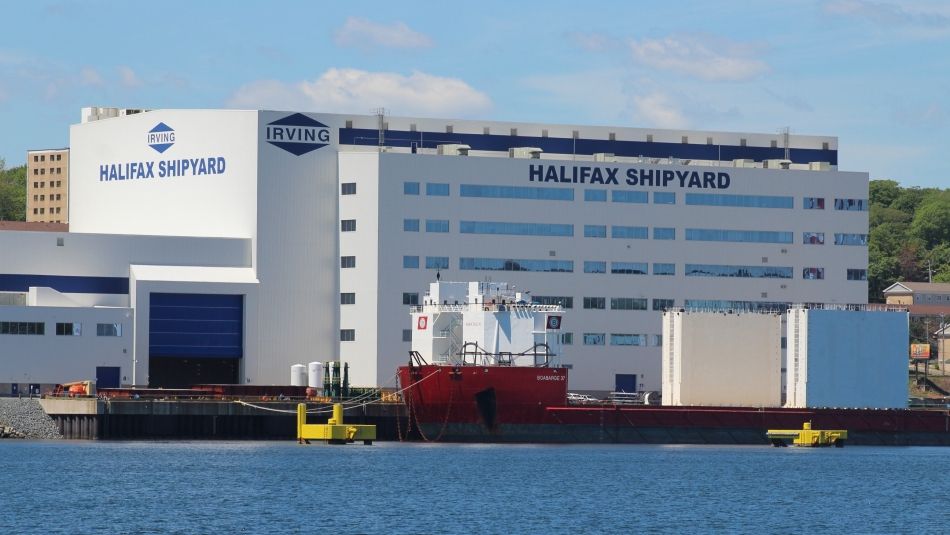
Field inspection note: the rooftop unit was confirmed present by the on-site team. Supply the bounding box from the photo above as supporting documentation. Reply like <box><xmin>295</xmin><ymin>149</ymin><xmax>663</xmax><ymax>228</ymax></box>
<box><xmin>509</xmin><ymin>147</ymin><xmax>543</xmax><ymax>159</ymax></box>
<box><xmin>437</xmin><ymin>144</ymin><xmax>471</xmax><ymax>156</ymax></box>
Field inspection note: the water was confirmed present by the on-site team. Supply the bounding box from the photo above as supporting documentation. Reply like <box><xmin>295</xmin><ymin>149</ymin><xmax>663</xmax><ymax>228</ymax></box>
<box><xmin>1</xmin><ymin>441</ymin><xmax>948</xmax><ymax>534</ymax></box>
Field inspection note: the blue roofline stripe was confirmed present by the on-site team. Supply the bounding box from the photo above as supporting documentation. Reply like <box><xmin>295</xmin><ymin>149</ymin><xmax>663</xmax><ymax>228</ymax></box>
<box><xmin>337</xmin><ymin>128</ymin><xmax>838</xmax><ymax>165</ymax></box>
<box><xmin>0</xmin><ymin>274</ymin><xmax>129</xmax><ymax>295</ymax></box>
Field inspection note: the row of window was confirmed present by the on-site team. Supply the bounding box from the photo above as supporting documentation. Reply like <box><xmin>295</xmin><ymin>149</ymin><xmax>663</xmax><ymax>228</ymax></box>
<box><xmin>32</xmin><ymin>154</ymin><xmax>63</xmax><ymax>162</ymax></box>
<box><xmin>32</xmin><ymin>207</ymin><xmax>62</xmax><ymax>215</ymax></box>
<box><xmin>801</xmin><ymin>268</ymin><xmax>868</xmax><ymax>280</ymax></box>
<box><xmin>32</xmin><ymin>181</ymin><xmax>63</xmax><ymax>189</ymax></box>
<box><xmin>394</xmin><ymin>218</ymin><xmax>864</xmax><ymax>246</ymax></box>
<box><xmin>582</xmin><ymin>333</ymin><xmax>663</xmax><ymax>346</ymax></box>
<box><xmin>32</xmin><ymin>168</ymin><xmax>63</xmax><ymax>175</ymax></box>
<box><xmin>398</xmin><ymin>183</ymin><xmax>866</xmax><ymax>212</ymax></box>
<box><xmin>33</xmin><ymin>194</ymin><xmax>63</xmax><ymax>202</ymax></box>
<box><xmin>0</xmin><ymin>322</ymin><xmax>121</xmax><ymax>336</ymax></box>
<box><xmin>391</xmin><ymin>256</ymin><xmax>865</xmax><ymax>280</ymax></box>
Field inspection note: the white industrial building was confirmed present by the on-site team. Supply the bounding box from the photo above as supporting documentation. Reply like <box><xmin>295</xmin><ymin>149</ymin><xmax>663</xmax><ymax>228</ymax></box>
<box><xmin>0</xmin><ymin>108</ymin><xmax>869</xmax><ymax>392</ymax></box>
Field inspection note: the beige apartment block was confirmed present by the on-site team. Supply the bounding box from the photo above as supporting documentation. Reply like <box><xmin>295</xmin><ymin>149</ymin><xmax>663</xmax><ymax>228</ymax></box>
<box><xmin>26</xmin><ymin>148</ymin><xmax>69</xmax><ymax>223</ymax></box>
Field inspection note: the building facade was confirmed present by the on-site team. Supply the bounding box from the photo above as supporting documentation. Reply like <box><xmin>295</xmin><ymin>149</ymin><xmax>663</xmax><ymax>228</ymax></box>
<box><xmin>25</xmin><ymin>148</ymin><xmax>69</xmax><ymax>223</ymax></box>
<box><xmin>0</xmin><ymin>109</ymin><xmax>869</xmax><ymax>392</ymax></box>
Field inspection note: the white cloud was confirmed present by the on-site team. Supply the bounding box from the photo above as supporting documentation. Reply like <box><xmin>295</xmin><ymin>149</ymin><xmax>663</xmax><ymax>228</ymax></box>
<box><xmin>824</xmin><ymin>0</ymin><xmax>950</xmax><ymax>29</ymax></box>
<box><xmin>567</xmin><ymin>32</ymin><xmax>616</xmax><ymax>52</ymax></box>
<box><xmin>334</xmin><ymin>17</ymin><xmax>433</xmax><ymax>49</ymax></box>
<box><xmin>627</xmin><ymin>35</ymin><xmax>768</xmax><ymax>81</ymax></box>
<box><xmin>118</xmin><ymin>66</ymin><xmax>143</xmax><ymax>88</ymax></box>
<box><xmin>632</xmin><ymin>91</ymin><xmax>689</xmax><ymax>129</ymax></box>
<box><xmin>79</xmin><ymin>67</ymin><xmax>103</xmax><ymax>86</ymax></box>
<box><xmin>228</xmin><ymin>68</ymin><xmax>491</xmax><ymax>117</ymax></box>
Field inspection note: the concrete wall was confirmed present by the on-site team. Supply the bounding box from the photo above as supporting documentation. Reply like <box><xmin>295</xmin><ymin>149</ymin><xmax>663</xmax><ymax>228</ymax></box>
<box><xmin>662</xmin><ymin>310</ymin><xmax>782</xmax><ymax>406</ymax></box>
<box><xmin>787</xmin><ymin>308</ymin><xmax>908</xmax><ymax>408</ymax></box>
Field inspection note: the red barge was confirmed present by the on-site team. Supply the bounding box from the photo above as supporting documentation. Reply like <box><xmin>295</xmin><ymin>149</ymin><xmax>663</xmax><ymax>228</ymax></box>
<box><xmin>398</xmin><ymin>281</ymin><xmax>950</xmax><ymax>446</ymax></box>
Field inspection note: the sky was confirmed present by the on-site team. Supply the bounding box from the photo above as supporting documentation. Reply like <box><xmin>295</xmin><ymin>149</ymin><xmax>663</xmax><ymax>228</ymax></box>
<box><xmin>1</xmin><ymin>0</ymin><xmax>948</xmax><ymax>188</ymax></box>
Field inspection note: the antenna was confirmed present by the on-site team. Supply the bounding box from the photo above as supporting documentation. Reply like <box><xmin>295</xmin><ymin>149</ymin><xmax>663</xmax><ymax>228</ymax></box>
<box><xmin>374</xmin><ymin>107</ymin><xmax>387</xmax><ymax>152</ymax></box>
<box><xmin>781</xmin><ymin>126</ymin><xmax>790</xmax><ymax>160</ymax></box>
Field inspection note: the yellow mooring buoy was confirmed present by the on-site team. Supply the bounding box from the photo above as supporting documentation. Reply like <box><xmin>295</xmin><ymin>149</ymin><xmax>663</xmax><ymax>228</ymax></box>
<box><xmin>297</xmin><ymin>403</ymin><xmax>376</xmax><ymax>445</ymax></box>
<box><xmin>767</xmin><ymin>421</ymin><xmax>847</xmax><ymax>448</ymax></box>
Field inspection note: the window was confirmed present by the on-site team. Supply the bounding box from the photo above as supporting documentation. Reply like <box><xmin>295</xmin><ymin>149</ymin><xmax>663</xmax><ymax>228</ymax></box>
<box><xmin>425</xmin><ymin>219</ymin><xmax>449</xmax><ymax>233</ymax></box>
<box><xmin>584</xmin><ymin>225</ymin><xmax>607</xmax><ymax>238</ymax></box>
<box><xmin>0</xmin><ymin>322</ymin><xmax>45</xmax><ymax>335</ymax></box>
<box><xmin>611</xmin><ymin>190</ymin><xmax>648</xmax><ymax>204</ymax></box>
<box><xmin>653</xmin><ymin>192</ymin><xmax>676</xmax><ymax>204</ymax></box>
<box><xmin>426</xmin><ymin>256</ymin><xmax>449</xmax><ymax>269</ymax></box>
<box><xmin>685</xmin><ymin>264</ymin><xmax>793</xmax><ymax>279</ymax></box>
<box><xmin>459</xmin><ymin>221</ymin><xmax>573</xmax><ymax>237</ymax></box>
<box><xmin>426</xmin><ymin>183</ymin><xmax>450</xmax><ymax>196</ymax></box>
<box><xmin>341</xmin><ymin>219</ymin><xmax>356</xmax><ymax>232</ymax></box>
<box><xmin>585</xmin><ymin>189</ymin><xmax>607</xmax><ymax>202</ymax></box>
<box><xmin>532</xmin><ymin>296</ymin><xmax>573</xmax><ymax>308</ymax></box>
<box><xmin>611</xmin><ymin>334</ymin><xmax>646</xmax><ymax>346</ymax></box>
<box><xmin>847</xmin><ymin>269</ymin><xmax>868</xmax><ymax>281</ymax></box>
<box><xmin>583</xmin><ymin>297</ymin><xmax>606</xmax><ymax>309</ymax></box>
<box><xmin>459</xmin><ymin>257</ymin><xmax>573</xmax><ymax>272</ymax></box>
<box><xmin>653</xmin><ymin>227</ymin><xmax>675</xmax><ymax>240</ymax></box>
<box><xmin>834</xmin><ymin>198</ymin><xmax>869</xmax><ymax>211</ymax></box>
<box><xmin>803</xmin><ymin>197</ymin><xmax>825</xmax><ymax>209</ymax></box>
<box><xmin>802</xmin><ymin>267</ymin><xmax>825</xmax><ymax>280</ymax></box>
<box><xmin>96</xmin><ymin>323</ymin><xmax>121</xmax><ymax>337</ymax></box>
<box><xmin>834</xmin><ymin>233</ymin><xmax>868</xmax><ymax>246</ymax></box>
<box><xmin>651</xmin><ymin>334</ymin><xmax>663</xmax><ymax>347</ymax></box>
<box><xmin>402</xmin><ymin>329</ymin><xmax>412</xmax><ymax>342</ymax></box>
<box><xmin>685</xmin><ymin>300</ymin><xmax>789</xmax><ymax>311</ymax></box>
<box><xmin>584</xmin><ymin>261</ymin><xmax>607</xmax><ymax>274</ymax></box>
<box><xmin>611</xmin><ymin>226</ymin><xmax>648</xmax><ymax>239</ymax></box>
<box><xmin>460</xmin><ymin>184</ymin><xmax>573</xmax><ymax>201</ymax></box>
<box><xmin>55</xmin><ymin>322</ymin><xmax>81</xmax><ymax>336</ymax></box>
<box><xmin>340</xmin><ymin>293</ymin><xmax>356</xmax><ymax>305</ymax></box>
<box><xmin>560</xmin><ymin>333</ymin><xmax>573</xmax><ymax>345</ymax></box>
<box><xmin>56</xmin><ymin>181</ymin><xmax>61</xmax><ymax>187</ymax></box>
<box><xmin>340</xmin><ymin>329</ymin><xmax>356</xmax><ymax>342</ymax></box>
<box><xmin>611</xmin><ymin>262</ymin><xmax>648</xmax><ymax>275</ymax></box>
<box><xmin>583</xmin><ymin>333</ymin><xmax>606</xmax><ymax>346</ymax></box>
<box><xmin>685</xmin><ymin>193</ymin><xmax>793</xmax><ymax>209</ymax></box>
<box><xmin>653</xmin><ymin>299</ymin><xmax>674</xmax><ymax>311</ymax></box>
<box><xmin>686</xmin><ymin>229</ymin><xmax>793</xmax><ymax>244</ymax></box>
<box><xmin>403</xmin><ymin>256</ymin><xmax>420</xmax><ymax>269</ymax></box>
<box><xmin>341</xmin><ymin>256</ymin><xmax>356</xmax><ymax>268</ymax></box>
<box><xmin>403</xmin><ymin>219</ymin><xmax>420</xmax><ymax>232</ymax></box>
<box><xmin>653</xmin><ymin>263</ymin><xmax>675</xmax><ymax>276</ymax></box>
<box><xmin>404</xmin><ymin>182</ymin><xmax>420</xmax><ymax>195</ymax></box>
<box><xmin>611</xmin><ymin>298</ymin><xmax>647</xmax><ymax>310</ymax></box>
<box><xmin>402</xmin><ymin>293</ymin><xmax>419</xmax><ymax>306</ymax></box>
<box><xmin>341</xmin><ymin>182</ymin><xmax>356</xmax><ymax>195</ymax></box>
<box><xmin>803</xmin><ymin>232</ymin><xmax>825</xmax><ymax>245</ymax></box>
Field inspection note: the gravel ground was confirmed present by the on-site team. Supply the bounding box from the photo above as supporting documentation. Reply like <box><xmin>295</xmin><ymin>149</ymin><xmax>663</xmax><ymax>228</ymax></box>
<box><xmin>0</xmin><ymin>398</ymin><xmax>63</xmax><ymax>439</ymax></box>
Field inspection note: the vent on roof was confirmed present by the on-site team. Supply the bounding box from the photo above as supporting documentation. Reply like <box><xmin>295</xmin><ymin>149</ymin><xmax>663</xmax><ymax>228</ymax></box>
<box><xmin>437</xmin><ymin>144</ymin><xmax>471</xmax><ymax>156</ymax></box>
<box><xmin>509</xmin><ymin>147</ymin><xmax>542</xmax><ymax>159</ymax></box>
<box><xmin>808</xmin><ymin>161</ymin><xmax>831</xmax><ymax>171</ymax></box>
<box><xmin>733</xmin><ymin>159</ymin><xmax>754</xmax><ymax>168</ymax></box>
<box><xmin>764</xmin><ymin>159</ymin><xmax>792</xmax><ymax>169</ymax></box>
<box><xmin>593</xmin><ymin>153</ymin><xmax>616</xmax><ymax>162</ymax></box>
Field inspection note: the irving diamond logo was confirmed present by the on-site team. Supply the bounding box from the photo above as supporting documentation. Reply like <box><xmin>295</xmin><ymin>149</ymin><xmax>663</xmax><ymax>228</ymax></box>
<box><xmin>265</xmin><ymin>113</ymin><xmax>331</xmax><ymax>156</ymax></box>
<box><xmin>147</xmin><ymin>122</ymin><xmax>175</xmax><ymax>153</ymax></box>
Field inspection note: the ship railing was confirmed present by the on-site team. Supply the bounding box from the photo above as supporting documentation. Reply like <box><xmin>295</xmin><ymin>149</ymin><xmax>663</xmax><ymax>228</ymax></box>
<box><xmin>457</xmin><ymin>341</ymin><xmax>555</xmax><ymax>367</ymax></box>
<box><xmin>409</xmin><ymin>303</ymin><xmax>563</xmax><ymax>313</ymax></box>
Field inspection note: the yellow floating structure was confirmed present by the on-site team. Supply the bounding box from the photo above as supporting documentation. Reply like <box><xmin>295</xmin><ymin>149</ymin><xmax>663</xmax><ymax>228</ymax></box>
<box><xmin>297</xmin><ymin>403</ymin><xmax>376</xmax><ymax>445</ymax></box>
<box><xmin>767</xmin><ymin>421</ymin><xmax>847</xmax><ymax>447</ymax></box>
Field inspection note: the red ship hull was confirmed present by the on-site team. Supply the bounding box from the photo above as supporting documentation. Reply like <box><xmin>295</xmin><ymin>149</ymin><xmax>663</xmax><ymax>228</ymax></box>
<box><xmin>398</xmin><ymin>365</ymin><xmax>950</xmax><ymax>445</ymax></box>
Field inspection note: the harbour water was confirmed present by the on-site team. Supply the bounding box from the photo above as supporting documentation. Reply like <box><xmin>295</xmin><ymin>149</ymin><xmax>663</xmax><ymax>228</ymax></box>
<box><xmin>2</xmin><ymin>441</ymin><xmax>948</xmax><ymax>534</ymax></box>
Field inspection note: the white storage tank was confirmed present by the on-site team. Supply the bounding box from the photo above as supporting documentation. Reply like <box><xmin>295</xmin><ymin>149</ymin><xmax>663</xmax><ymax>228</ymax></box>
<box><xmin>290</xmin><ymin>364</ymin><xmax>307</xmax><ymax>387</ymax></box>
<box><xmin>307</xmin><ymin>361</ymin><xmax>323</xmax><ymax>388</ymax></box>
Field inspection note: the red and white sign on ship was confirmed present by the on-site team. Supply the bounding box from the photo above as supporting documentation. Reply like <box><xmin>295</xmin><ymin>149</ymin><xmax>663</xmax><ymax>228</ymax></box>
<box><xmin>417</xmin><ymin>315</ymin><xmax>428</xmax><ymax>330</ymax></box>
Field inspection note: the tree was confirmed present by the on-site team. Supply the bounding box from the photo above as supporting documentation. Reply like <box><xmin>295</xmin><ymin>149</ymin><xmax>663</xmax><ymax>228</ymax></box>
<box><xmin>869</xmin><ymin>179</ymin><xmax>901</xmax><ymax>207</ymax></box>
<box><xmin>0</xmin><ymin>158</ymin><xmax>27</xmax><ymax>221</ymax></box>
<box><xmin>910</xmin><ymin>192</ymin><xmax>950</xmax><ymax>249</ymax></box>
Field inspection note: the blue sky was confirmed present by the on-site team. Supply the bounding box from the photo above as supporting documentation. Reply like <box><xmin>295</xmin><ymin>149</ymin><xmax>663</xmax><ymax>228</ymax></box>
<box><xmin>1</xmin><ymin>0</ymin><xmax>948</xmax><ymax>188</ymax></box>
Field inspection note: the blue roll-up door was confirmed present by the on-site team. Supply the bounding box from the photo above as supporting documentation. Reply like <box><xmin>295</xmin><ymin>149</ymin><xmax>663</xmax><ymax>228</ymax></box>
<box><xmin>149</xmin><ymin>293</ymin><xmax>243</xmax><ymax>358</ymax></box>
<box><xmin>96</xmin><ymin>366</ymin><xmax>120</xmax><ymax>388</ymax></box>
<box><xmin>615</xmin><ymin>374</ymin><xmax>637</xmax><ymax>393</ymax></box>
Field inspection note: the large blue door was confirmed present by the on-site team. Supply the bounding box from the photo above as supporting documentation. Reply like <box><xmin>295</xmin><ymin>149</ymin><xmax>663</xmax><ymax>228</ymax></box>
<box><xmin>615</xmin><ymin>374</ymin><xmax>637</xmax><ymax>393</ymax></box>
<box><xmin>149</xmin><ymin>293</ymin><xmax>244</xmax><ymax>358</ymax></box>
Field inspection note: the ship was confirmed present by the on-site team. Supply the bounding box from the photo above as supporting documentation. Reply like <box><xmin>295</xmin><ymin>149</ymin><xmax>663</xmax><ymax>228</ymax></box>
<box><xmin>397</xmin><ymin>281</ymin><xmax>950</xmax><ymax>445</ymax></box>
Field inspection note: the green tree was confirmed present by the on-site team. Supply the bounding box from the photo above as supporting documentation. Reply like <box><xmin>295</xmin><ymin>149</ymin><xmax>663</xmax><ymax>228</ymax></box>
<box><xmin>910</xmin><ymin>192</ymin><xmax>950</xmax><ymax>248</ymax></box>
<box><xmin>0</xmin><ymin>158</ymin><xmax>27</xmax><ymax>221</ymax></box>
<box><xmin>869</xmin><ymin>179</ymin><xmax>901</xmax><ymax>207</ymax></box>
